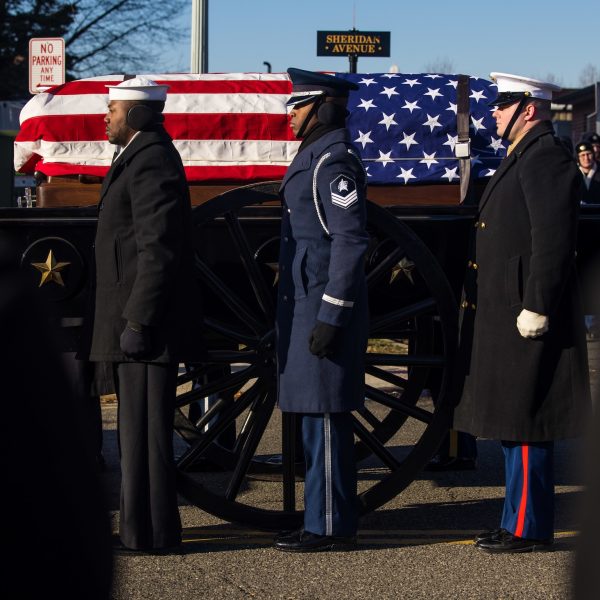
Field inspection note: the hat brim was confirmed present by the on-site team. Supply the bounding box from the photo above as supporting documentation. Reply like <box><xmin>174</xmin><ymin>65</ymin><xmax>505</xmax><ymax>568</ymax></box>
<box><xmin>487</xmin><ymin>91</ymin><xmax>531</xmax><ymax>108</ymax></box>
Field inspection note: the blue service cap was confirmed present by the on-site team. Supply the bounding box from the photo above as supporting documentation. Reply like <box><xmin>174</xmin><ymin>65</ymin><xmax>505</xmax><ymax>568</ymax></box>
<box><xmin>286</xmin><ymin>67</ymin><xmax>358</xmax><ymax>107</ymax></box>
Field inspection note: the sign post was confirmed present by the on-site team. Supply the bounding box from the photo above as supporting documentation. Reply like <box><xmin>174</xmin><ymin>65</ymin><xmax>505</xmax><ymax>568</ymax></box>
<box><xmin>317</xmin><ymin>29</ymin><xmax>390</xmax><ymax>73</ymax></box>
<box><xmin>29</xmin><ymin>37</ymin><xmax>65</xmax><ymax>94</ymax></box>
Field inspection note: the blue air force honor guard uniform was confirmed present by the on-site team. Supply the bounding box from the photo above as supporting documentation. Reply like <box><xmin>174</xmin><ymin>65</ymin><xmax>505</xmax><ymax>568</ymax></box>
<box><xmin>453</xmin><ymin>73</ymin><xmax>589</xmax><ymax>553</ymax></box>
<box><xmin>273</xmin><ymin>69</ymin><xmax>369</xmax><ymax>552</ymax></box>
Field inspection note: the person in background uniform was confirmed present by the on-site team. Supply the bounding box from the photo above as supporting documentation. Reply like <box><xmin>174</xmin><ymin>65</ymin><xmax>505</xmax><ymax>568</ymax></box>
<box><xmin>87</xmin><ymin>77</ymin><xmax>205</xmax><ymax>554</ymax></box>
<box><xmin>453</xmin><ymin>73</ymin><xmax>590</xmax><ymax>553</ymax></box>
<box><xmin>273</xmin><ymin>68</ymin><xmax>369</xmax><ymax>552</ymax></box>
<box><xmin>576</xmin><ymin>141</ymin><xmax>600</xmax><ymax>204</ymax></box>
<box><xmin>582</xmin><ymin>131</ymin><xmax>600</xmax><ymax>163</ymax></box>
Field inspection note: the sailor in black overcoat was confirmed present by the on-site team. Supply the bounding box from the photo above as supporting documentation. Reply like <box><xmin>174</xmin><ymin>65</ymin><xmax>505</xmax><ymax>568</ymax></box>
<box><xmin>273</xmin><ymin>69</ymin><xmax>369</xmax><ymax>553</ymax></box>
<box><xmin>87</xmin><ymin>77</ymin><xmax>204</xmax><ymax>552</ymax></box>
<box><xmin>453</xmin><ymin>73</ymin><xmax>590</xmax><ymax>553</ymax></box>
<box><xmin>576</xmin><ymin>141</ymin><xmax>600</xmax><ymax>204</ymax></box>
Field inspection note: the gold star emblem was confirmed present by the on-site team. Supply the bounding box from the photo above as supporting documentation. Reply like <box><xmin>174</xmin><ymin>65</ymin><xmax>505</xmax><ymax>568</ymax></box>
<box><xmin>390</xmin><ymin>257</ymin><xmax>415</xmax><ymax>285</ymax></box>
<box><xmin>266</xmin><ymin>262</ymin><xmax>280</xmax><ymax>286</ymax></box>
<box><xmin>31</xmin><ymin>250</ymin><xmax>71</xmax><ymax>287</ymax></box>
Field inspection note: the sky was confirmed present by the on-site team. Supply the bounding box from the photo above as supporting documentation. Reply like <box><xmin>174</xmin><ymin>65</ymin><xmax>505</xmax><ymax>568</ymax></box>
<box><xmin>161</xmin><ymin>0</ymin><xmax>599</xmax><ymax>89</ymax></box>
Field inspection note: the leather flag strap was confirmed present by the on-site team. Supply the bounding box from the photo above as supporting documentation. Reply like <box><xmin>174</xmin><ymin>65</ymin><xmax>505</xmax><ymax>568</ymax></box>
<box><xmin>456</xmin><ymin>74</ymin><xmax>471</xmax><ymax>204</ymax></box>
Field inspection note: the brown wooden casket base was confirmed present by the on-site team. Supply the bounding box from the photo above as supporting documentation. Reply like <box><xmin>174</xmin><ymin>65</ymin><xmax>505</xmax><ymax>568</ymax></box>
<box><xmin>35</xmin><ymin>175</ymin><xmax>487</xmax><ymax>208</ymax></box>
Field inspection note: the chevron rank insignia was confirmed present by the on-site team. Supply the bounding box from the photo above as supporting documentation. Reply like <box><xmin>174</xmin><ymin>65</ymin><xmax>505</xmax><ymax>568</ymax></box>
<box><xmin>330</xmin><ymin>174</ymin><xmax>357</xmax><ymax>209</ymax></box>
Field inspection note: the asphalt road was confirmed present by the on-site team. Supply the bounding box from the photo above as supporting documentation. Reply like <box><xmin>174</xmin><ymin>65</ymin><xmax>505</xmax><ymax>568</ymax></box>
<box><xmin>101</xmin><ymin>396</ymin><xmax>587</xmax><ymax>600</ymax></box>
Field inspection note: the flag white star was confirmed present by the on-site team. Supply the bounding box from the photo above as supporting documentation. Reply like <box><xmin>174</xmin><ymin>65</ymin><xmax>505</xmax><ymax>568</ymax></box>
<box><xmin>446</xmin><ymin>79</ymin><xmax>458</xmax><ymax>89</ymax></box>
<box><xmin>382</xmin><ymin>73</ymin><xmax>400</xmax><ymax>79</ymax></box>
<box><xmin>357</xmin><ymin>98</ymin><xmax>377</xmax><ymax>112</ymax></box>
<box><xmin>401</xmin><ymin>100</ymin><xmax>421</xmax><ymax>113</ymax></box>
<box><xmin>397</xmin><ymin>167</ymin><xmax>416</xmax><ymax>183</ymax></box>
<box><xmin>470</xmin><ymin>116</ymin><xmax>486</xmax><ymax>132</ymax></box>
<box><xmin>378</xmin><ymin>112</ymin><xmax>398</xmax><ymax>130</ymax></box>
<box><xmin>365</xmin><ymin>166</ymin><xmax>372</xmax><ymax>177</ymax></box>
<box><xmin>359</xmin><ymin>77</ymin><xmax>377</xmax><ymax>87</ymax></box>
<box><xmin>446</xmin><ymin>102</ymin><xmax>457</xmax><ymax>114</ymax></box>
<box><xmin>380</xmin><ymin>86</ymin><xmax>399</xmax><ymax>99</ymax></box>
<box><xmin>443</xmin><ymin>134</ymin><xmax>458</xmax><ymax>152</ymax></box>
<box><xmin>442</xmin><ymin>167</ymin><xmax>460</xmax><ymax>182</ymax></box>
<box><xmin>422</xmin><ymin>113</ymin><xmax>442</xmax><ymax>132</ymax></box>
<box><xmin>484</xmin><ymin>168</ymin><xmax>496</xmax><ymax>176</ymax></box>
<box><xmin>425</xmin><ymin>74</ymin><xmax>442</xmax><ymax>79</ymax></box>
<box><xmin>424</xmin><ymin>87</ymin><xmax>443</xmax><ymax>100</ymax></box>
<box><xmin>398</xmin><ymin>131</ymin><xmax>419</xmax><ymax>150</ymax></box>
<box><xmin>420</xmin><ymin>151</ymin><xmax>438</xmax><ymax>169</ymax></box>
<box><xmin>402</xmin><ymin>78</ymin><xmax>420</xmax><ymax>87</ymax></box>
<box><xmin>488</xmin><ymin>136</ymin><xmax>505</xmax><ymax>153</ymax></box>
<box><xmin>470</xmin><ymin>89</ymin><xmax>487</xmax><ymax>103</ymax></box>
<box><xmin>376</xmin><ymin>150</ymin><xmax>394</xmax><ymax>166</ymax></box>
<box><xmin>355</xmin><ymin>130</ymin><xmax>374</xmax><ymax>149</ymax></box>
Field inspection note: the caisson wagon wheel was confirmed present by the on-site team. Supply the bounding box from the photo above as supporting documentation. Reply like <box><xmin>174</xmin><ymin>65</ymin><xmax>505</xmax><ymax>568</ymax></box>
<box><xmin>174</xmin><ymin>181</ymin><xmax>458</xmax><ymax>530</ymax></box>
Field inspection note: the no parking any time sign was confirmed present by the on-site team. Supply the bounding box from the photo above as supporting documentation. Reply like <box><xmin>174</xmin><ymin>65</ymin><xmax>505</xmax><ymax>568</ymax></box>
<box><xmin>29</xmin><ymin>37</ymin><xmax>65</xmax><ymax>94</ymax></box>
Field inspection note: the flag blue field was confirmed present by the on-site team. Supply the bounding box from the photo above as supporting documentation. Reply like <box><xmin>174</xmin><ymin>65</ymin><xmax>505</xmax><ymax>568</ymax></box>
<box><xmin>339</xmin><ymin>73</ymin><xmax>506</xmax><ymax>185</ymax></box>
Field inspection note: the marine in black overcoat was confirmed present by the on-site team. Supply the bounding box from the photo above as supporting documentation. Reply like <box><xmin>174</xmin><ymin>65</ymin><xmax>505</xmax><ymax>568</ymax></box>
<box><xmin>454</xmin><ymin>121</ymin><xmax>590</xmax><ymax>442</ymax></box>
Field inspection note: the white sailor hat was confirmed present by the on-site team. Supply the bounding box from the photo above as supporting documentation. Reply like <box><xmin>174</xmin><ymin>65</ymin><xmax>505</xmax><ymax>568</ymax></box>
<box><xmin>489</xmin><ymin>72</ymin><xmax>561</xmax><ymax>107</ymax></box>
<box><xmin>106</xmin><ymin>76</ymin><xmax>169</xmax><ymax>101</ymax></box>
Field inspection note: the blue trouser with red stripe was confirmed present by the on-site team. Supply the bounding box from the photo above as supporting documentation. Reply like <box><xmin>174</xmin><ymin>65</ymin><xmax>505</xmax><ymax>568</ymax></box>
<box><xmin>500</xmin><ymin>441</ymin><xmax>554</xmax><ymax>540</ymax></box>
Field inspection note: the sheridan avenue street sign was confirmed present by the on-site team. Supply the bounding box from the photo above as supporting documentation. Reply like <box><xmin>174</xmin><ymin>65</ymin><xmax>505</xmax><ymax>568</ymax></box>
<box><xmin>317</xmin><ymin>30</ymin><xmax>390</xmax><ymax>57</ymax></box>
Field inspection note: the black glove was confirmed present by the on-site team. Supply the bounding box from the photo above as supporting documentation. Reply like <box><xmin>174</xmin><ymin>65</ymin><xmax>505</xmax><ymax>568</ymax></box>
<box><xmin>309</xmin><ymin>320</ymin><xmax>342</xmax><ymax>359</ymax></box>
<box><xmin>120</xmin><ymin>321</ymin><xmax>153</xmax><ymax>359</ymax></box>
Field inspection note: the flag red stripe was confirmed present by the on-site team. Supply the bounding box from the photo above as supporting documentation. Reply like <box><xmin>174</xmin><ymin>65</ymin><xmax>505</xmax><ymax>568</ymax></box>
<box><xmin>35</xmin><ymin>161</ymin><xmax>287</xmax><ymax>182</ymax></box>
<box><xmin>47</xmin><ymin>79</ymin><xmax>292</xmax><ymax>96</ymax></box>
<box><xmin>17</xmin><ymin>113</ymin><xmax>294</xmax><ymax>142</ymax></box>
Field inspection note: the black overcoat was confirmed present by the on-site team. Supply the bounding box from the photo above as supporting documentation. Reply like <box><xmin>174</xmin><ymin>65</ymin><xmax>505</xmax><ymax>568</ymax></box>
<box><xmin>580</xmin><ymin>167</ymin><xmax>600</xmax><ymax>204</ymax></box>
<box><xmin>88</xmin><ymin>127</ymin><xmax>204</xmax><ymax>363</ymax></box>
<box><xmin>277</xmin><ymin>128</ymin><xmax>369</xmax><ymax>413</ymax></box>
<box><xmin>453</xmin><ymin>121</ymin><xmax>590</xmax><ymax>442</ymax></box>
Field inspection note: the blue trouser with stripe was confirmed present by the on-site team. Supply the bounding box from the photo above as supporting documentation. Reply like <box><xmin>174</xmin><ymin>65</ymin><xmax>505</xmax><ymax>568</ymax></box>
<box><xmin>302</xmin><ymin>413</ymin><xmax>357</xmax><ymax>537</ymax></box>
<box><xmin>500</xmin><ymin>441</ymin><xmax>554</xmax><ymax>540</ymax></box>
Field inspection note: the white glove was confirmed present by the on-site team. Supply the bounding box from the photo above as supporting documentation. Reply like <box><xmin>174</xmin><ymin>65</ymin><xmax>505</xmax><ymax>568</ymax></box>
<box><xmin>516</xmin><ymin>308</ymin><xmax>549</xmax><ymax>338</ymax></box>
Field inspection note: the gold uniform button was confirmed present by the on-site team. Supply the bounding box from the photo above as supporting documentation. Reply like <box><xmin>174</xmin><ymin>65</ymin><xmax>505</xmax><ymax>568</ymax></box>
<box><xmin>473</xmin><ymin>221</ymin><xmax>479</xmax><ymax>228</ymax></box>
<box><xmin>472</xmin><ymin>262</ymin><xmax>478</xmax><ymax>270</ymax></box>
<box><xmin>471</xmin><ymin>303</ymin><xmax>477</xmax><ymax>309</ymax></box>
<box><xmin>461</xmin><ymin>300</ymin><xmax>469</xmax><ymax>309</ymax></box>
<box><xmin>480</xmin><ymin>222</ymin><xmax>486</xmax><ymax>229</ymax></box>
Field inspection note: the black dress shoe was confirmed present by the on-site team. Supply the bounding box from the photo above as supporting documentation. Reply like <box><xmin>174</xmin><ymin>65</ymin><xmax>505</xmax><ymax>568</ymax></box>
<box><xmin>476</xmin><ymin>530</ymin><xmax>553</xmax><ymax>553</ymax></box>
<box><xmin>273</xmin><ymin>529</ymin><xmax>357</xmax><ymax>552</ymax></box>
<box><xmin>425</xmin><ymin>455</ymin><xmax>477</xmax><ymax>471</ymax></box>
<box><xmin>475</xmin><ymin>528</ymin><xmax>507</xmax><ymax>544</ymax></box>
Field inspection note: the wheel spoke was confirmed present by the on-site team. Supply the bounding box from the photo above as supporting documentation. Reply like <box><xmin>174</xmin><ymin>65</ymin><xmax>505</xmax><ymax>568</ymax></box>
<box><xmin>225</xmin><ymin>211</ymin><xmax>275</xmax><ymax>318</ymax></box>
<box><xmin>369</xmin><ymin>298</ymin><xmax>437</xmax><ymax>333</ymax></box>
<box><xmin>195</xmin><ymin>255</ymin><xmax>266</xmax><ymax>334</ymax></box>
<box><xmin>352</xmin><ymin>415</ymin><xmax>402</xmax><ymax>471</ymax></box>
<box><xmin>177</xmin><ymin>381</ymin><xmax>262</xmax><ymax>469</ymax></box>
<box><xmin>356</xmin><ymin>406</ymin><xmax>384</xmax><ymax>430</ymax></box>
<box><xmin>226</xmin><ymin>386</ymin><xmax>276</xmax><ymax>501</ymax></box>
<box><xmin>365</xmin><ymin>365</ymin><xmax>408</xmax><ymax>389</ymax></box>
<box><xmin>365</xmin><ymin>384</ymin><xmax>433</xmax><ymax>424</ymax></box>
<box><xmin>366</xmin><ymin>246</ymin><xmax>405</xmax><ymax>288</ymax></box>
<box><xmin>203</xmin><ymin>316</ymin><xmax>260</xmax><ymax>347</ymax></box>
<box><xmin>175</xmin><ymin>363</ymin><xmax>259</xmax><ymax>408</ymax></box>
<box><xmin>366</xmin><ymin>353</ymin><xmax>445</xmax><ymax>367</ymax></box>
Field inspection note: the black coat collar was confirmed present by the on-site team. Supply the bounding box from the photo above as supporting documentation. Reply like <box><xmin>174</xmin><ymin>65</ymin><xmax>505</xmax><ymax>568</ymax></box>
<box><xmin>479</xmin><ymin>121</ymin><xmax>554</xmax><ymax>212</ymax></box>
<box><xmin>100</xmin><ymin>128</ymin><xmax>172</xmax><ymax>199</ymax></box>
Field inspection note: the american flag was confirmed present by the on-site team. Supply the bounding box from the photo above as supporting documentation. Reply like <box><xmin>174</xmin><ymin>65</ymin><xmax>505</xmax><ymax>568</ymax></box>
<box><xmin>14</xmin><ymin>73</ymin><xmax>297</xmax><ymax>182</ymax></box>
<box><xmin>14</xmin><ymin>72</ymin><xmax>505</xmax><ymax>184</ymax></box>
<box><xmin>338</xmin><ymin>72</ymin><xmax>506</xmax><ymax>184</ymax></box>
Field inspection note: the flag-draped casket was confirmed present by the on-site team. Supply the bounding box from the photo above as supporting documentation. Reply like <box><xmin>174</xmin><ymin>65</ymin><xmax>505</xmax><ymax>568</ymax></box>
<box><xmin>14</xmin><ymin>72</ymin><xmax>506</xmax><ymax>187</ymax></box>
